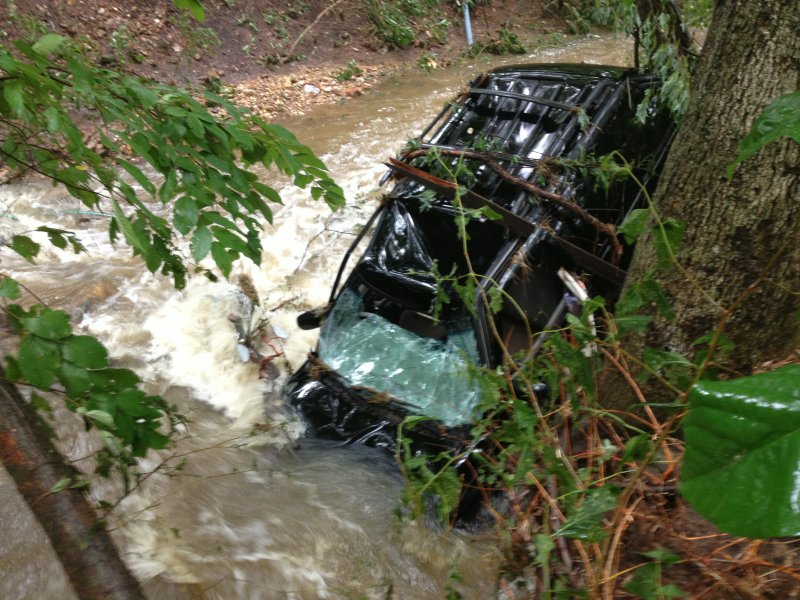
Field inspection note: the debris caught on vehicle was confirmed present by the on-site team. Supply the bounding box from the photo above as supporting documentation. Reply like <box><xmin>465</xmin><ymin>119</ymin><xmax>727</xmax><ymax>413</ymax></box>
<box><xmin>288</xmin><ymin>63</ymin><xmax>674</xmax><ymax>457</ymax></box>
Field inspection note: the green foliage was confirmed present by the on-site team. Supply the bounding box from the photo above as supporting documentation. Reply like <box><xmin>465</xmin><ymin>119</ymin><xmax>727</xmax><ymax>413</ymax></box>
<box><xmin>681</xmin><ymin>365</ymin><xmax>800</xmax><ymax>538</ymax></box>
<box><xmin>367</xmin><ymin>0</ymin><xmax>448</xmax><ymax>49</ymax></box>
<box><xmin>468</xmin><ymin>27</ymin><xmax>526</xmax><ymax>57</ymax></box>
<box><xmin>0</xmin><ymin>34</ymin><xmax>343</xmax><ymax>287</ymax></box>
<box><xmin>417</xmin><ymin>51</ymin><xmax>438</xmax><ymax>72</ymax></box>
<box><xmin>398</xmin><ymin>417</ymin><xmax>463</xmax><ymax>522</ymax></box>
<box><xmin>557</xmin><ymin>485</ymin><xmax>618</xmax><ymax>542</ymax></box>
<box><xmin>368</xmin><ymin>1</ymin><xmax>416</xmax><ymax>48</ymax></box>
<box><xmin>622</xmin><ymin>548</ymin><xmax>684</xmax><ymax>599</ymax></box>
<box><xmin>334</xmin><ymin>59</ymin><xmax>363</xmax><ymax>82</ymax></box>
<box><xmin>3</xmin><ymin>303</ymin><xmax>178</xmax><ymax>488</ymax></box>
<box><xmin>728</xmin><ymin>90</ymin><xmax>800</xmax><ymax>178</ymax></box>
<box><xmin>172</xmin><ymin>0</ymin><xmax>206</xmax><ymax>21</ymax></box>
<box><xmin>0</xmin><ymin>0</ymin><xmax>344</xmax><ymax>500</ymax></box>
<box><xmin>560</xmin><ymin>0</ymin><xmax>707</xmax><ymax>120</ymax></box>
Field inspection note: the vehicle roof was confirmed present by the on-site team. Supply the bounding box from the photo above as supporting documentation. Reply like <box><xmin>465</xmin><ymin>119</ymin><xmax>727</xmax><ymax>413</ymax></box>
<box><xmin>487</xmin><ymin>63</ymin><xmax>632</xmax><ymax>80</ymax></box>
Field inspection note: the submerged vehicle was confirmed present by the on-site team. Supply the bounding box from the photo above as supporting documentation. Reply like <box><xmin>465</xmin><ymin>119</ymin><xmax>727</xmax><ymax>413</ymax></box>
<box><xmin>288</xmin><ymin>63</ymin><xmax>674</xmax><ymax>456</ymax></box>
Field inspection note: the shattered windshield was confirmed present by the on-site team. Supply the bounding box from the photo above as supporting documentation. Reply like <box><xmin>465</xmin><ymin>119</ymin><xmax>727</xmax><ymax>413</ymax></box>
<box><xmin>318</xmin><ymin>288</ymin><xmax>484</xmax><ymax>427</ymax></box>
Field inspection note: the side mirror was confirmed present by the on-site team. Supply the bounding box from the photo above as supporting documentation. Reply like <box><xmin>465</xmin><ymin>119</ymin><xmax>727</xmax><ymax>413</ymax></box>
<box><xmin>297</xmin><ymin>304</ymin><xmax>331</xmax><ymax>330</ymax></box>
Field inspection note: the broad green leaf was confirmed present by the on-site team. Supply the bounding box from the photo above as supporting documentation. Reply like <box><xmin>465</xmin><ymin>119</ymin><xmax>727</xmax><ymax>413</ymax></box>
<box><xmin>3</xmin><ymin>79</ymin><xmax>26</xmax><ymax>117</ymax></box>
<box><xmin>618</xmin><ymin>208</ymin><xmax>650</xmax><ymax>244</ymax></box>
<box><xmin>210</xmin><ymin>241</ymin><xmax>233</xmax><ymax>277</ymax></box>
<box><xmin>32</xmin><ymin>33</ymin><xmax>67</xmax><ymax>55</ymax></box>
<box><xmin>0</xmin><ymin>277</ymin><xmax>21</xmax><ymax>300</ymax></box>
<box><xmin>133</xmin><ymin>428</ymin><xmax>170</xmax><ymax>456</ymax></box>
<box><xmin>173</xmin><ymin>197</ymin><xmax>199</xmax><ymax>235</ymax></box>
<box><xmin>111</xmin><ymin>200</ymin><xmax>149</xmax><ymax>256</ymax></box>
<box><xmin>44</xmin><ymin>107</ymin><xmax>61</xmax><ymax>132</ymax></box>
<box><xmin>116</xmin><ymin>389</ymin><xmax>159</xmax><ymax>418</ymax></box>
<box><xmin>61</xmin><ymin>335</ymin><xmax>109</xmax><ymax>368</ymax></box>
<box><xmin>681</xmin><ymin>365</ymin><xmax>800</xmax><ymax>537</ymax></box>
<box><xmin>89</xmin><ymin>367</ymin><xmax>140</xmax><ymax>390</ymax></box>
<box><xmin>8</xmin><ymin>235</ymin><xmax>41</xmax><ymax>262</ymax></box>
<box><xmin>18</xmin><ymin>336</ymin><xmax>60</xmax><ymax>388</ymax></box>
<box><xmin>557</xmin><ymin>486</ymin><xmax>618</xmax><ymax>542</ymax></box>
<box><xmin>58</xmin><ymin>362</ymin><xmax>93</xmax><ymax>398</ymax></box>
<box><xmin>116</xmin><ymin>158</ymin><xmax>157</xmax><ymax>195</ymax></box>
<box><xmin>159</xmin><ymin>169</ymin><xmax>178</xmax><ymax>203</ymax></box>
<box><xmin>191</xmin><ymin>226</ymin><xmax>212</xmax><ymax>262</ymax></box>
<box><xmin>85</xmin><ymin>409</ymin><xmax>115</xmax><ymax>430</ymax></box>
<box><xmin>22</xmin><ymin>308</ymin><xmax>72</xmax><ymax>340</ymax></box>
<box><xmin>728</xmin><ymin>91</ymin><xmax>800</xmax><ymax>179</ymax></box>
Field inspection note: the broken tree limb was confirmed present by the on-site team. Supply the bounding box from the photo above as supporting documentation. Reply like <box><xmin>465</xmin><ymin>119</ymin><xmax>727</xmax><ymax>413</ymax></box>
<box><xmin>386</xmin><ymin>157</ymin><xmax>627</xmax><ymax>286</ymax></box>
<box><xmin>400</xmin><ymin>147</ymin><xmax>624</xmax><ymax>264</ymax></box>
<box><xmin>0</xmin><ymin>370</ymin><xmax>145</xmax><ymax>600</ymax></box>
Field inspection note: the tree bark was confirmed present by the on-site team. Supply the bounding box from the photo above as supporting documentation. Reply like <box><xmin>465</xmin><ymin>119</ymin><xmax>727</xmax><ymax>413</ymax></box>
<box><xmin>619</xmin><ymin>0</ymin><xmax>800</xmax><ymax>383</ymax></box>
<box><xmin>0</xmin><ymin>375</ymin><xmax>145</xmax><ymax>600</ymax></box>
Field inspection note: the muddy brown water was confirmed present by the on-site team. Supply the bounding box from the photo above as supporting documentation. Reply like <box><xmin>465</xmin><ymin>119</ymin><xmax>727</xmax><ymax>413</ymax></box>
<box><xmin>0</xmin><ymin>35</ymin><xmax>631</xmax><ymax>599</ymax></box>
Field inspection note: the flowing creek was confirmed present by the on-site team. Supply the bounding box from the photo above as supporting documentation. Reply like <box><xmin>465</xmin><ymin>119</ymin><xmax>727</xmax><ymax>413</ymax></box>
<box><xmin>0</xmin><ymin>35</ymin><xmax>631</xmax><ymax>599</ymax></box>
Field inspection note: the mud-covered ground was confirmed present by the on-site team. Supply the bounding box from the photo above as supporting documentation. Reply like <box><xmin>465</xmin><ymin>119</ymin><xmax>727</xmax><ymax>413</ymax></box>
<box><xmin>0</xmin><ymin>0</ymin><xmax>569</xmax><ymax>118</ymax></box>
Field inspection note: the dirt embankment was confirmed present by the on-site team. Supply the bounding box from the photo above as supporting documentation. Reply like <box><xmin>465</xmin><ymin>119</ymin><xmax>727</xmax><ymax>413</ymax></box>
<box><xmin>0</xmin><ymin>0</ymin><xmax>568</xmax><ymax>119</ymax></box>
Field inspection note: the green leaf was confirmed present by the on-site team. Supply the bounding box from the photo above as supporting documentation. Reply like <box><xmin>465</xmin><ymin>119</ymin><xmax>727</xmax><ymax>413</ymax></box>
<box><xmin>159</xmin><ymin>169</ymin><xmax>178</xmax><ymax>203</ymax></box>
<box><xmin>133</xmin><ymin>428</ymin><xmax>170</xmax><ymax>456</ymax></box>
<box><xmin>3</xmin><ymin>79</ymin><xmax>26</xmax><ymax>117</ymax></box>
<box><xmin>641</xmin><ymin>548</ymin><xmax>681</xmax><ymax>564</ymax></box>
<box><xmin>89</xmin><ymin>368</ymin><xmax>140</xmax><ymax>390</ymax></box>
<box><xmin>116</xmin><ymin>158</ymin><xmax>157</xmax><ymax>195</ymax></box>
<box><xmin>32</xmin><ymin>33</ymin><xmax>67</xmax><ymax>55</ymax></box>
<box><xmin>111</xmin><ymin>200</ymin><xmax>148</xmax><ymax>256</ymax></box>
<box><xmin>622</xmin><ymin>434</ymin><xmax>653</xmax><ymax>463</ymax></box>
<box><xmin>8</xmin><ymin>235</ymin><xmax>41</xmax><ymax>262</ymax></box>
<box><xmin>533</xmin><ymin>533</ymin><xmax>555</xmax><ymax>568</ymax></box>
<box><xmin>652</xmin><ymin>218</ymin><xmax>685</xmax><ymax>270</ymax></box>
<box><xmin>22</xmin><ymin>308</ymin><xmax>72</xmax><ymax>340</ymax></box>
<box><xmin>614</xmin><ymin>314</ymin><xmax>651</xmax><ymax>334</ymax></box>
<box><xmin>681</xmin><ymin>365</ymin><xmax>800</xmax><ymax>537</ymax></box>
<box><xmin>0</xmin><ymin>277</ymin><xmax>21</xmax><ymax>300</ymax></box>
<box><xmin>191</xmin><ymin>226</ymin><xmax>212</xmax><ymax>262</ymax></box>
<box><xmin>618</xmin><ymin>208</ymin><xmax>650</xmax><ymax>244</ymax></box>
<box><xmin>50</xmin><ymin>476</ymin><xmax>73</xmax><ymax>493</ymax></box>
<box><xmin>173</xmin><ymin>198</ymin><xmax>199</xmax><ymax>235</ymax></box>
<box><xmin>85</xmin><ymin>409</ymin><xmax>115</xmax><ymax>430</ymax></box>
<box><xmin>43</xmin><ymin>107</ymin><xmax>61</xmax><ymax>132</ymax></box>
<box><xmin>623</xmin><ymin>563</ymin><xmax>684</xmax><ymax>600</ymax></box>
<box><xmin>116</xmin><ymin>389</ymin><xmax>159</xmax><ymax>418</ymax></box>
<box><xmin>18</xmin><ymin>336</ymin><xmax>60</xmax><ymax>388</ymax></box>
<box><xmin>728</xmin><ymin>91</ymin><xmax>800</xmax><ymax>179</ymax></box>
<box><xmin>172</xmin><ymin>0</ymin><xmax>205</xmax><ymax>21</ymax></box>
<box><xmin>210</xmin><ymin>241</ymin><xmax>233</xmax><ymax>277</ymax></box>
<box><xmin>61</xmin><ymin>335</ymin><xmax>109</xmax><ymax>368</ymax></box>
<box><xmin>557</xmin><ymin>486</ymin><xmax>618</xmax><ymax>542</ymax></box>
<box><xmin>640</xmin><ymin>348</ymin><xmax>694</xmax><ymax>384</ymax></box>
<box><xmin>58</xmin><ymin>362</ymin><xmax>93</xmax><ymax>397</ymax></box>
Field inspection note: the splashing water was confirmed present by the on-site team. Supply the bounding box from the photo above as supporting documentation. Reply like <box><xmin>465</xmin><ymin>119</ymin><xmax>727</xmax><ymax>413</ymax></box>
<box><xmin>0</xmin><ymin>35</ymin><xmax>633</xmax><ymax>598</ymax></box>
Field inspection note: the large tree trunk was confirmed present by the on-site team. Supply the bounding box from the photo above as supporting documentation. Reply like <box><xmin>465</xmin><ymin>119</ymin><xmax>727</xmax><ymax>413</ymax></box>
<box><xmin>0</xmin><ymin>375</ymin><xmax>145</xmax><ymax>599</ymax></box>
<box><xmin>621</xmin><ymin>0</ymin><xmax>800</xmax><ymax>379</ymax></box>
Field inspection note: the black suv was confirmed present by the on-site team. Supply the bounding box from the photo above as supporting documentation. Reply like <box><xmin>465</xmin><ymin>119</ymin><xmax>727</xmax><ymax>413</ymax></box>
<box><xmin>288</xmin><ymin>63</ymin><xmax>674</xmax><ymax>454</ymax></box>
